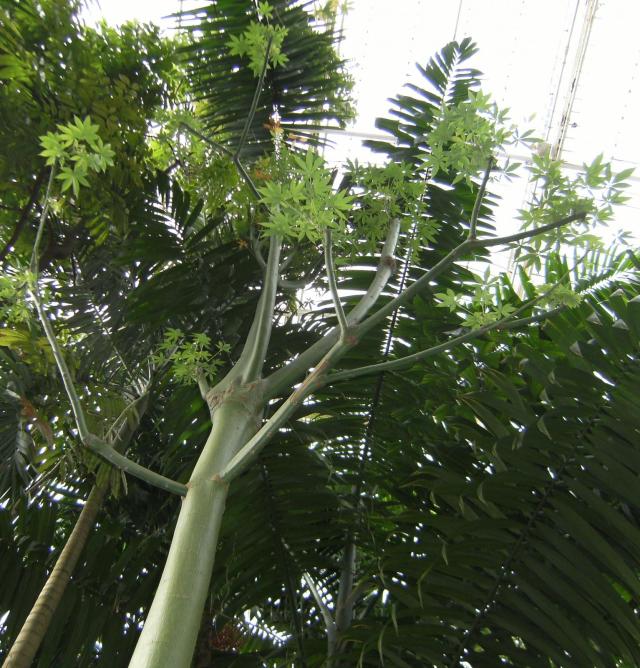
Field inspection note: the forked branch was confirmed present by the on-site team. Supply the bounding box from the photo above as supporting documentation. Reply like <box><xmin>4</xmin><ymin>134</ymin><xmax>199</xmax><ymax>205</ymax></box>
<box><xmin>357</xmin><ymin>211</ymin><xmax>586</xmax><ymax>335</ymax></box>
<box><xmin>28</xmin><ymin>168</ymin><xmax>187</xmax><ymax>497</ymax></box>
<box><xmin>262</xmin><ymin>218</ymin><xmax>401</xmax><ymax>398</ymax></box>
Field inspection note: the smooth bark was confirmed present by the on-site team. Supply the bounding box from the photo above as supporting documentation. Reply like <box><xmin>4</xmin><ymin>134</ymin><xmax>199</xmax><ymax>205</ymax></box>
<box><xmin>129</xmin><ymin>399</ymin><xmax>260</xmax><ymax>667</ymax></box>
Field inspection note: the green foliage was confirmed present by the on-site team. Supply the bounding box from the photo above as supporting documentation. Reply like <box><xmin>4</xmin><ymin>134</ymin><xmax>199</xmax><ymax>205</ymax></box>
<box><xmin>181</xmin><ymin>0</ymin><xmax>355</xmax><ymax>157</ymax></box>
<box><xmin>40</xmin><ymin>116</ymin><xmax>115</xmax><ymax>196</ymax></box>
<box><xmin>539</xmin><ymin>281</ymin><xmax>582</xmax><ymax>308</ymax></box>
<box><xmin>425</xmin><ymin>90</ymin><xmax>517</xmax><ymax>185</ymax></box>
<box><xmin>153</xmin><ymin>328</ymin><xmax>230</xmax><ymax>386</ymax></box>
<box><xmin>0</xmin><ymin>0</ymin><xmax>179</xmax><ymax>256</ymax></box>
<box><xmin>1</xmin><ymin>5</ymin><xmax>638</xmax><ymax>666</ymax></box>
<box><xmin>517</xmin><ymin>150</ymin><xmax>633</xmax><ymax>261</ymax></box>
<box><xmin>348</xmin><ymin>161</ymin><xmax>437</xmax><ymax>250</ymax></box>
<box><xmin>227</xmin><ymin>14</ymin><xmax>289</xmax><ymax>76</ymax></box>
<box><xmin>0</xmin><ymin>270</ymin><xmax>37</xmax><ymax>325</ymax></box>
<box><xmin>258</xmin><ymin>147</ymin><xmax>352</xmax><ymax>241</ymax></box>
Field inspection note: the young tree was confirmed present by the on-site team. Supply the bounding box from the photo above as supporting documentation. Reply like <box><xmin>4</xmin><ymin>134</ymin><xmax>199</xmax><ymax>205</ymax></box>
<box><xmin>1</xmin><ymin>2</ymin><xmax>639</xmax><ymax>667</ymax></box>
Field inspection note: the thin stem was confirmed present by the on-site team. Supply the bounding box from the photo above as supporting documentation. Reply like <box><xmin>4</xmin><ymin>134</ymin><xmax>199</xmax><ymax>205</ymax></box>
<box><xmin>471</xmin><ymin>211</ymin><xmax>586</xmax><ymax>249</ymax></box>
<box><xmin>28</xmin><ymin>292</ymin><xmax>186</xmax><ymax>496</ymax></box>
<box><xmin>262</xmin><ymin>219</ymin><xmax>401</xmax><ymax>399</ymax></box>
<box><xmin>29</xmin><ymin>288</ymin><xmax>91</xmax><ymax>440</ymax></box>
<box><xmin>303</xmin><ymin>572</ymin><xmax>337</xmax><ymax>652</ymax></box>
<box><xmin>179</xmin><ymin>123</ymin><xmax>261</xmax><ymax>200</ymax></box>
<box><xmin>28</xmin><ymin>167</ymin><xmax>186</xmax><ymax>497</ymax></box>
<box><xmin>468</xmin><ymin>158</ymin><xmax>493</xmax><ymax>240</ymax></box>
<box><xmin>232</xmin><ymin>156</ymin><xmax>262</xmax><ymax>201</ymax></box>
<box><xmin>234</xmin><ymin>36</ymin><xmax>273</xmax><ymax>159</ymax></box>
<box><xmin>328</xmin><ymin>293</ymin><xmax>568</xmax><ymax>385</ymax></box>
<box><xmin>357</xmin><ymin>211</ymin><xmax>586</xmax><ymax>337</ymax></box>
<box><xmin>237</xmin><ymin>234</ymin><xmax>283</xmax><ymax>383</ymax></box>
<box><xmin>324</xmin><ymin>228</ymin><xmax>348</xmax><ymax>335</ymax></box>
<box><xmin>89</xmin><ymin>435</ymin><xmax>187</xmax><ymax>495</ymax></box>
<box><xmin>29</xmin><ymin>166</ymin><xmax>56</xmax><ymax>275</ymax></box>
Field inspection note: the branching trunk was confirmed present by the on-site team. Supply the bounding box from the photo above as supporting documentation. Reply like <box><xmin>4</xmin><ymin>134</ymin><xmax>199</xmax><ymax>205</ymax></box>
<box><xmin>3</xmin><ymin>483</ymin><xmax>107</xmax><ymax>668</ymax></box>
<box><xmin>129</xmin><ymin>399</ymin><xmax>261</xmax><ymax>667</ymax></box>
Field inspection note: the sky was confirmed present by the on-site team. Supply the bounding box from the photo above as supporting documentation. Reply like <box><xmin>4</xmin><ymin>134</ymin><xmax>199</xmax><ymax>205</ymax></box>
<box><xmin>84</xmin><ymin>0</ymin><xmax>640</xmax><ymax>257</ymax></box>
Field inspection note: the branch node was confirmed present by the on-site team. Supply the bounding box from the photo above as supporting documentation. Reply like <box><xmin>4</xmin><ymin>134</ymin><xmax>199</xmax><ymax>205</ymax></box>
<box><xmin>381</xmin><ymin>254</ymin><xmax>397</xmax><ymax>271</ymax></box>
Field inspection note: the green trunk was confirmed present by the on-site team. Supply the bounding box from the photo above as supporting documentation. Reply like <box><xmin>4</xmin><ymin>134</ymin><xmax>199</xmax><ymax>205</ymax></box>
<box><xmin>129</xmin><ymin>399</ymin><xmax>259</xmax><ymax>667</ymax></box>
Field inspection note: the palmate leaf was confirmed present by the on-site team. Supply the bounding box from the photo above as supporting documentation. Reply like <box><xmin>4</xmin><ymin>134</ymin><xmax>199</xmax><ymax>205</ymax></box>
<box><xmin>179</xmin><ymin>0</ymin><xmax>354</xmax><ymax>157</ymax></box>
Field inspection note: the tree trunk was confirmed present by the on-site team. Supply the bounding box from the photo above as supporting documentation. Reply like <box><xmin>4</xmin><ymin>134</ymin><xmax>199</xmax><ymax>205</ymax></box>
<box><xmin>129</xmin><ymin>398</ymin><xmax>260</xmax><ymax>668</ymax></box>
<box><xmin>4</xmin><ymin>483</ymin><xmax>107</xmax><ymax>668</ymax></box>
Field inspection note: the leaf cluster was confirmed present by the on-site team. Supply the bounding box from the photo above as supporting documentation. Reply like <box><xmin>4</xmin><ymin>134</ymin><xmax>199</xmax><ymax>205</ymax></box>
<box><xmin>424</xmin><ymin>90</ymin><xmax>516</xmax><ymax>185</ymax></box>
<box><xmin>153</xmin><ymin>328</ymin><xmax>230</xmax><ymax>386</ymax></box>
<box><xmin>40</xmin><ymin>116</ymin><xmax>115</xmax><ymax>196</ymax></box>
<box><xmin>227</xmin><ymin>13</ymin><xmax>289</xmax><ymax>77</ymax></box>
<box><xmin>517</xmin><ymin>150</ymin><xmax>634</xmax><ymax>262</ymax></box>
<box><xmin>258</xmin><ymin>148</ymin><xmax>352</xmax><ymax>242</ymax></box>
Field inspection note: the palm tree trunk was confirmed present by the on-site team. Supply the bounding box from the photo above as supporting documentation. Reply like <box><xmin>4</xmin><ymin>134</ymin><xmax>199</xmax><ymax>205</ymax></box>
<box><xmin>4</xmin><ymin>483</ymin><xmax>107</xmax><ymax>668</ymax></box>
<box><xmin>129</xmin><ymin>399</ymin><xmax>260</xmax><ymax>668</ymax></box>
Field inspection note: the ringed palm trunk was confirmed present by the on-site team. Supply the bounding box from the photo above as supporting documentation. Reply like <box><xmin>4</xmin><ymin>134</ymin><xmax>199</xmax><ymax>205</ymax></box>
<box><xmin>129</xmin><ymin>398</ymin><xmax>260</xmax><ymax>667</ymax></box>
<box><xmin>4</xmin><ymin>483</ymin><xmax>107</xmax><ymax>668</ymax></box>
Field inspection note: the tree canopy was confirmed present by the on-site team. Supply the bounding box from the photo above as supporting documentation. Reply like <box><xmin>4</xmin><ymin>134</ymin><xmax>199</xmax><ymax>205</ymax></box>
<box><xmin>1</xmin><ymin>1</ymin><xmax>639</xmax><ymax>667</ymax></box>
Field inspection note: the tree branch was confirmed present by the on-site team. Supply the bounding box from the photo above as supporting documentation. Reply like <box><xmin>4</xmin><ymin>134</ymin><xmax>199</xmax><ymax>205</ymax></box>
<box><xmin>236</xmin><ymin>234</ymin><xmax>283</xmax><ymax>383</ymax></box>
<box><xmin>234</xmin><ymin>36</ymin><xmax>273</xmax><ymax>159</ymax></box>
<box><xmin>29</xmin><ymin>167</ymin><xmax>56</xmax><ymax>274</ymax></box>
<box><xmin>28</xmin><ymin>168</ymin><xmax>186</xmax><ymax>497</ymax></box>
<box><xmin>468</xmin><ymin>158</ymin><xmax>493</xmax><ymax>240</ymax></box>
<box><xmin>324</xmin><ymin>228</ymin><xmax>348</xmax><ymax>335</ymax></box>
<box><xmin>356</xmin><ymin>211</ymin><xmax>586</xmax><ymax>337</ymax></box>
<box><xmin>262</xmin><ymin>218</ymin><xmax>401</xmax><ymax>399</ymax></box>
<box><xmin>471</xmin><ymin>211</ymin><xmax>587</xmax><ymax>249</ymax></box>
<box><xmin>328</xmin><ymin>296</ymin><xmax>567</xmax><ymax>385</ymax></box>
